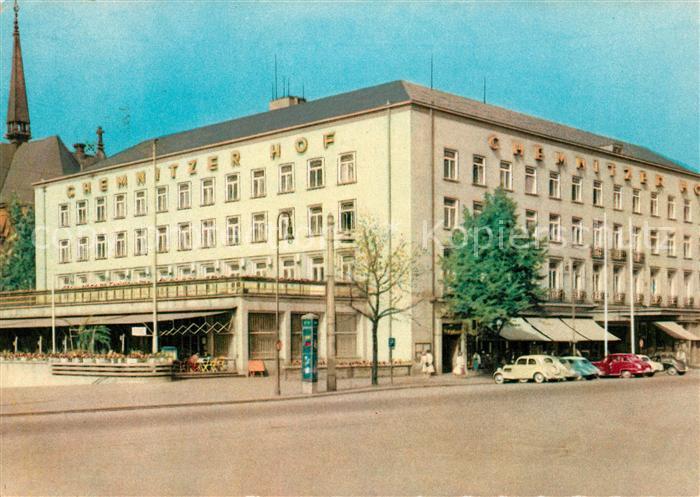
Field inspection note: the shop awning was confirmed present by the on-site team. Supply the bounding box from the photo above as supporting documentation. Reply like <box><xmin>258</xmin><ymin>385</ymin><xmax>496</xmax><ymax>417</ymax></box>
<box><xmin>0</xmin><ymin>311</ymin><xmax>223</xmax><ymax>330</ymax></box>
<box><xmin>561</xmin><ymin>318</ymin><xmax>620</xmax><ymax>342</ymax></box>
<box><xmin>499</xmin><ymin>318</ymin><xmax>551</xmax><ymax>341</ymax></box>
<box><xmin>526</xmin><ymin>317</ymin><xmax>589</xmax><ymax>342</ymax></box>
<box><xmin>654</xmin><ymin>322</ymin><xmax>699</xmax><ymax>341</ymax></box>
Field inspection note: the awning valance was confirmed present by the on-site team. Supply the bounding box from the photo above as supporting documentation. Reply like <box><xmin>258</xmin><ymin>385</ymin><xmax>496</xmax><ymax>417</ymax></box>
<box><xmin>526</xmin><ymin>317</ymin><xmax>589</xmax><ymax>342</ymax></box>
<box><xmin>0</xmin><ymin>311</ymin><xmax>223</xmax><ymax>330</ymax></box>
<box><xmin>561</xmin><ymin>318</ymin><xmax>620</xmax><ymax>342</ymax></box>
<box><xmin>654</xmin><ymin>322</ymin><xmax>699</xmax><ymax>341</ymax></box>
<box><xmin>499</xmin><ymin>318</ymin><xmax>551</xmax><ymax>342</ymax></box>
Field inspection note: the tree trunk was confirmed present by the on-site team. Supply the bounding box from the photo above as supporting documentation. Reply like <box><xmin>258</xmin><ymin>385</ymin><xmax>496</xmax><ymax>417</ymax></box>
<box><xmin>371</xmin><ymin>320</ymin><xmax>379</xmax><ymax>386</ymax></box>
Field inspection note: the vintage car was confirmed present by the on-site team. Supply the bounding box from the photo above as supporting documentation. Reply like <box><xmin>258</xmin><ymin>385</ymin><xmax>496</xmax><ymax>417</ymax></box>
<box><xmin>636</xmin><ymin>355</ymin><xmax>664</xmax><ymax>374</ymax></box>
<box><xmin>493</xmin><ymin>355</ymin><xmax>566</xmax><ymax>384</ymax></box>
<box><xmin>650</xmin><ymin>353</ymin><xmax>688</xmax><ymax>376</ymax></box>
<box><xmin>592</xmin><ymin>353</ymin><xmax>652</xmax><ymax>378</ymax></box>
<box><xmin>560</xmin><ymin>356</ymin><xmax>600</xmax><ymax>380</ymax></box>
<box><xmin>555</xmin><ymin>357</ymin><xmax>582</xmax><ymax>381</ymax></box>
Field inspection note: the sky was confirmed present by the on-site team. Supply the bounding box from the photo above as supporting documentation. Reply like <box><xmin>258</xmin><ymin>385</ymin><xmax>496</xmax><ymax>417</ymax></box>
<box><xmin>0</xmin><ymin>1</ymin><xmax>698</xmax><ymax>171</ymax></box>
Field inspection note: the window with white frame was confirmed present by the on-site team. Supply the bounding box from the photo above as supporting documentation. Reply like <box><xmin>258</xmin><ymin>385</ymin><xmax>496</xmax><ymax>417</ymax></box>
<box><xmin>650</xmin><ymin>270</ymin><xmax>659</xmax><ymax>296</ymax></box>
<box><xmin>667</xmin><ymin>195</ymin><xmax>676</xmax><ymax>219</ymax></box>
<box><xmin>157</xmin><ymin>226</ymin><xmax>169</xmax><ymax>253</ymax></box>
<box><xmin>339</xmin><ymin>200</ymin><xmax>356</xmax><ymax>232</ymax></box>
<box><xmin>613</xmin><ymin>267</ymin><xmax>623</xmax><ymax>295</ymax></box>
<box><xmin>58</xmin><ymin>275</ymin><xmax>73</xmax><ymax>288</ymax></box>
<box><xmin>252</xmin><ymin>169</ymin><xmax>266</xmax><ymax>198</ymax></box>
<box><xmin>200</xmin><ymin>263</ymin><xmax>217</xmax><ymax>278</ymax></box>
<box><xmin>311</xmin><ymin>256</ymin><xmax>325</xmax><ymax>281</ymax></box>
<box><xmin>340</xmin><ymin>254</ymin><xmax>354</xmax><ymax>281</ymax></box>
<box><xmin>156</xmin><ymin>186</ymin><xmax>168</xmax><ymax>212</ymax></box>
<box><xmin>667</xmin><ymin>232</ymin><xmax>676</xmax><ymax>256</ymax></box>
<box><xmin>252</xmin><ymin>212</ymin><xmax>267</xmax><ymax>242</ymax></box>
<box><xmin>571</xmin><ymin>218</ymin><xmax>583</xmax><ymax>245</ymax></box>
<box><xmin>472</xmin><ymin>156</ymin><xmax>485</xmax><ymax>185</ymax></box>
<box><xmin>668</xmin><ymin>270</ymin><xmax>677</xmax><ymax>297</ymax></box>
<box><xmin>443</xmin><ymin>149</ymin><xmax>457</xmax><ymax>180</ymax></box>
<box><xmin>178</xmin><ymin>223</ymin><xmax>192</xmax><ymax>251</ymax></box>
<box><xmin>77</xmin><ymin>237</ymin><xmax>89</xmax><ymax>261</ymax></box>
<box><xmin>76</xmin><ymin>200</ymin><xmax>88</xmax><ymax>225</ymax></box>
<box><xmin>525</xmin><ymin>210</ymin><xmax>538</xmax><ymax>234</ymax></box>
<box><xmin>443</xmin><ymin>198</ymin><xmax>457</xmax><ymax>230</ymax></box>
<box><xmin>613</xmin><ymin>185</ymin><xmax>622</xmax><ymax>210</ymax></box>
<box><xmin>612</xmin><ymin>224</ymin><xmax>623</xmax><ymax>249</ymax></box>
<box><xmin>225</xmin><ymin>173</ymin><xmax>240</xmax><ymax>202</ymax></box>
<box><xmin>201</xmin><ymin>219</ymin><xmax>216</xmax><ymax>248</ymax></box>
<box><xmin>279</xmin><ymin>164</ymin><xmax>294</xmax><ymax>193</ymax></box>
<box><xmin>548</xmin><ymin>214</ymin><xmax>561</xmax><ymax>242</ymax></box>
<box><xmin>308</xmin><ymin>159</ymin><xmax>324</xmax><ymax>189</ymax></box>
<box><xmin>593</xmin><ymin>221</ymin><xmax>603</xmax><ymax>248</ymax></box>
<box><xmin>525</xmin><ymin>166</ymin><xmax>537</xmax><ymax>194</ymax></box>
<box><xmin>114</xmin><ymin>194</ymin><xmax>126</xmax><ymax>218</ymax></box>
<box><xmin>254</xmin><ymin>261</ymin><xmax>267</xmax><ymax>277</ymax></box>
<box><xmin>683</xmin><ymin>235</ymin><xmax>691</xmax><ymax>258</ymax></box>
<box><xmin>178</xmin><ymin>265</ymin><xmax>194</xmax><ymax>279</ymax></box>
<box><xmin>308</xmin><ymin>206</ymin><xmax>323</xmax><ymax>236</ymax></box>
<box><xmin>683</xmin><ymin>199</ymin><xmax>692</xmax><ymax>222</ymax></box>
<box><xmin>592</xmin><ymin>180</ymin><xmax>603</xmax><ymax>206</ymax></box>
<box><xmin>177</xmin><ymin>182</ymin><xmax>191</xmax><ymax>209</ymax></box>
<box><xmin>592</xmin><ymin>265</ymin><xmax>602</xmax><ymax>293</ymax></box>
<box><xmin>472</xmin><ymin>201</ymin><xmax>483</xmax><ymax>217</ymax></box>
<box><xmin>95</xmin><ymin>234</ymin><xmax>107</xmax><ymax>260</ymax></box>
<box><xmin>95</xmin><ymin>271</ymin><xmax>108</xmax><ymax>284</ymax></box>
<box><xmin>135</xmin><ymin>190</ymin><xmax>147</xmax><ymax>216</ymax></box>
<box><xmin>282</xmin><ymin>258</ymin><xmax>296</xmax><ymax>279</ymax></box>
<box><xmin>650</xmin><ymin>230</ymin><xmax>659</xmax><ymax>254</ymax></box>
<box><xmin>278</xmin><ymin>209</ymin><xmax>294</xmax><ymax>240</ymax></box>
<box><xmin>226</xmin><ymin>216</ymin><xmax>240</xmax><ymax>246</ymax></box>
<box><xmin>59</xmin><ymin>204</ymin><xmax>70</xmax><ymax>227</ymax></box>
<box><xmin>571</xmin><ymin>176</ymin><xmax>582</xmax><ymax>203</ymax></box>
<box><xmin>499</xmin><ymin>161</ymin><xmax>512</xmax><ymax>190</ymax></box>
<box><xmin>684</xmin><ymin>272</ymin><xmax>692</xmax><ymax>298</ymax></box>
<box><xmin>632</xmin><ymin>226</ymin><xmax>641</xmax><ymax>252</ymax></box>
<box><xmin>201</xmin><ymin>178</ymin><xmax>215</xmax><ymax>206</ymax></box>
<box><xmin>548</xmin><ymin>172</ymin><xmax>560</xmax><ymax>198</ymax></box>
<box><xmin>548</xmin><ymin>260</ymin><xmax>561</xmax><ymax>289</ymax></box>
<box><xmin>338</xmin><ymin>153</ymin><xmax>356</xmax><ymax>184</ymax></box>
<box><xmin>114</xmin><ymin>231</ymin><xmax>127</xmax><ymax>258</ymax></box>
<box><xmin>650</xmin><ymin>192</ymin><xmax>658</xmax><ymax>216</ymax></box>
<box><xmin>632</xmin><ymin>189</ymin><xmax>641</xmax><ymax>214</ymax></box>
<box><xmin>95</xmin><ymin>196</ymin><xmax>106</xmax><ymax>222</ymax></box>
<box><xmin>134</xmin><ymin>228</ymin><xmax>148</xmax><ymax>256</ymax></box>
<box><xmin>224</xmin><ymin>261</ymin><xmax>240</xmax><ymax>277</ymax></box>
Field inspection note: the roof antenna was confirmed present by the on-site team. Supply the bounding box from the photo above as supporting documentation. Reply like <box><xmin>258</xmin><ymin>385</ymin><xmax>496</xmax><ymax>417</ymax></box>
<box><xmin>483</xmin><ymin>77</ymin><xmax>486</xmax><ymax>104</ymax></box>
<box><xmin>430</xmin><ymin>54</ymin><xmax>434</xmax><ymax>89</ymax></box>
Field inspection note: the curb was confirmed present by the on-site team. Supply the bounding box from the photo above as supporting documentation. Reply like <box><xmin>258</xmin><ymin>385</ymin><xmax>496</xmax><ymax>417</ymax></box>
<box><xmin>0</xmin><ymin>378</ymin><xmax>491</xmax><ymax>419</ymax></box>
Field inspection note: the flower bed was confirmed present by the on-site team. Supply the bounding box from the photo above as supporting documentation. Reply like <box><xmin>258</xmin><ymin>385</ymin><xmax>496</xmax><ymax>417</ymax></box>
<box><xmin>0</xmin><ymin>350</ymin><xmax>172</xmax><ymax>364</ymax></box>
<box><xmin>283</xmin><ymin>360</ymin><xmax>414</xmax><ymax>380</ymax></box>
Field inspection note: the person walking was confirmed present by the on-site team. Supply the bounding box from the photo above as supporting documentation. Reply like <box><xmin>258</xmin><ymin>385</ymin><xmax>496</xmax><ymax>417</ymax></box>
<box><xmin>471</xmin><ymin>351</ymin><xmax>481</xmax><ymax>372</ymax></box>
<box><xmin>453</xmin><ymin>352</ymin><xmax>466</xmax><ymax>376</ymax></box>
<box><xmin>421</xmin><ymin>348</ymin><xmax>435</xmax><ymax>378</ymax></box>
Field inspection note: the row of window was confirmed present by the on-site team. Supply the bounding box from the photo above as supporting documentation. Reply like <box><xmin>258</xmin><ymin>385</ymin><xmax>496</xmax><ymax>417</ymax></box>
<box><xmin>445</xmin><ymin>151</ymin><xmax>696</xmax><ymax>221</ymax></box>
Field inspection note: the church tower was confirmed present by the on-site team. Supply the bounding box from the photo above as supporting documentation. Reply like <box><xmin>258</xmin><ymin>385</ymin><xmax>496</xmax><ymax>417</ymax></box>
<box><xmin>6</xmin><ymin>0</ymin><xmax>31</xmax><ymax>144</ymax></box>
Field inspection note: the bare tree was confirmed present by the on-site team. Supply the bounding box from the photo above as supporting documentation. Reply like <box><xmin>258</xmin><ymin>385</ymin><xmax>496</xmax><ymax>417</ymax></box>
<box><xmin>347</xmin><ymin>218</ymin><xmax>423</xmax><ymax>385</ymax></box>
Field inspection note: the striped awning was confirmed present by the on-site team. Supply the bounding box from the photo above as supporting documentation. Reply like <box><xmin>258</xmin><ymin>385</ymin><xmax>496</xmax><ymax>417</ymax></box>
<box><xmin>561</xmin><ymin>318</ymin><xmax>620</xmax><ymax>342</ymax></box>
<box><xmin>499</xmin><ymin>318</ymin><xmax>551</xmax><ymax>342</ymax></box>
<box><xmin>526</xmin><ymin>317</ymin><xmax>589</xmax><ymax>342</ymax></box>
<box><xmin>654</xmin><ymin>322</ymin><xmax>699</xmax><ymax>341</ymax></box>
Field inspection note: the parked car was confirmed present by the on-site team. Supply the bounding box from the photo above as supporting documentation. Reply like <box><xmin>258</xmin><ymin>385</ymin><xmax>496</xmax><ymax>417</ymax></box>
<box><xmin>650</xmin><ymin>353</ymin><xmax>688</xmax><ymax>376</ymax></box>
<box><xmin>493</xmin><ymin>355</ymin><xmax>566</xmax><ymax>384</ymax></box>
<box><xmin>555</xmin><ymin>357</ymin><xmax>582</xmax><ymax>381</ymax></box>
<box><xmin>592</xmin><ymin>354</ymin><xmax>652</xmax><ymax>378</ymax></box>
<box><xmin>636</xmin><ymin>355</ymin><xmax>664</xmax><ymax>374</ymax></box>
<box><xmin>560</xmin><ymin>356</ymin><xmax>600</xmax><ymax>380</ymax></box>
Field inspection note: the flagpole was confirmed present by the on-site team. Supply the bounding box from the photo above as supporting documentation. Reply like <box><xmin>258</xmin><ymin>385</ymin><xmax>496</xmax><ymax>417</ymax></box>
<box><xmin>603</xmin><ymin>212</ymin><xmax>609</xmax><ymax>357</ymax></box>
<box><xmin>628</xmin><ymin>217</ymin><xmax>635</xmax><ymax>355</ymax></box>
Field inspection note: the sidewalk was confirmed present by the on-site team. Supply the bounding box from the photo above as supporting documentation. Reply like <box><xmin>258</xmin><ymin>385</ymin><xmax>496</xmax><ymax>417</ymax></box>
<box><xmin>0</xmin><ymin>371</ymin><xmax>492</xmax><ymax>417</ymax></box>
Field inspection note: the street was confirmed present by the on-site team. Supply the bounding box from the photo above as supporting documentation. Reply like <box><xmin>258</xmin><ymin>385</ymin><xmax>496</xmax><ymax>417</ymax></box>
<box><xmin>2</xmin><ymin>373</ymin><xmax>698</xmax><ymax>496</ymax></box>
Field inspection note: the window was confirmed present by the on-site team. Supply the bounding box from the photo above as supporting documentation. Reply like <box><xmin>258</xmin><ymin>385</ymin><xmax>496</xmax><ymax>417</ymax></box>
<box><xmin>571</xmin><ymin>218</ymin><xmax>583</xmax><ymax>245</ymax></box>
<box><xmin>683</xmin><ymin>235</ymin><xmax>691</xmax><ymax>259</ymax></box>
<box><xmin>252</xmin><ymin>212</ymin><xmax>267</xmax><ymax>242</ymax></box>
<box><xmin>177</xmin><ymin>265</ymin><xmax>194</xmax><ymax>279</ymax></box>
<box><xmin>340</xmin><ymin>255</ymin><xmax>354</xmax><ymax>281</ymax></box>
<box><xmin>308</xmin><ymin>206</ymin><xmax>323</xmax><ymax>236</ymax></box>
<box><xmin>613</xmin><ymin>185</ymin><xmax>622</xmax><ymax>210</ymax></box>
<box><xmin>443</xmin><ymin>149</ymin><xmax>457</xmax><ymax>180</ymax></box>
<box><xmin>76</xmin><ymin>200</ymin><xmax>88</xmax><ymax>225</ymax></box>
<box><xmin>59</xmin><ymin>204</ymin><xmax>70</xmax><ymax>227</ymax></box>
<box><xmin>592</xmin><ymin>180</ymin><xmax>603</xmax><ymax>206</ymax></box>
<box><xmin>667</xmin><ymin>195</ymin><xmax>676</xmax><ymax>219</ymax></box>
<box><xmin>571</xmin><ymin>176</ymin><xmax>582</xmax><ymax>203</ymax></box>
<box><xmin>279</xmin><ymin>164</ymin><xmax>294</xmax><ymax>193</ymax></box>
<box><xmin>650</xmin><ymin>270</ymin><xmax>659</xmax><ymax>296</ymax></box>
<box><xmin>650</xmin><ymin>230</ymin><xmax>659</xmax><ymax>255</ymax></box>
<box><xmin>254</xmin><ymin>261</ymin><xmax>268</xmax><ymax>277</ymax></box>
<box><xmin>612</xmin><ymin>224</ymin><xmax>623</xmax><ymax>249</ymax></box>
<box><xmin>338</xmin><ymin>153</ymin><xmax>356</xmax><ymax>184</ymax></box>
<box><xmin>225</xmin><ymin>173</ymin><xmax>240</xmax><ymax>202</ymax></box>
<box><xmin>282</xmin><ymin>259</ymin><xmax>296</xmax><ymax>279</ymax></box>
<box><xmin>178</xmin><ymin>223</ymin><xmax>192</xmax><ymax>251</ymax></box>
<box><xmin>668</xmin><ymin>270</ymin><xmax>677</xmax><ymax>297</ymax></box>
<box><xmin>667</xmin><ymin>232</ymin><xmax>676</xmax><ymax>256</ymax></box>
<box><xmin>177</xmin><ymin>182</ymin><xmax>191</xmax><ymax>209</ymax></box>
<box><xmin>684</xmin><ymin>199</ymin><xmax>692</xmax><ymax>222</ymax></box>
<box><xmin>157</xmin><ymin>226</ymin><xmax>169</xmax><ymax>253</ymax></box>
<box><xmin>252</xmin><ymin>169</ymin><xmax>266</xmax><ymax>198</ymax></box>
<box><xmin>311</xmin><ymin>256</ymin><xmax>325</xmax><ymax>282</ymax></box>
<box><xmin>548</xmin><ymin>260</ymin><xmax>560</xmax><ymax>289</ymax></box>
<box><xmin>593</xmin><ymin>221</ymin><xmax>603</xmax><ymax>248</ymax></box>
<box><xmin>134</xmin><ymin>228</ymin><xmax>148</xmax><ymax>256</ymax></box>
<box><xmin>613</xmin><ymin>267</ymin><xmax>623</xmax><ymax>295</ymax></box>
<box><xmin>135</xmin><ymin>190</ymin><xmax>147</xmax><ymax>216</ymax></box>
<box><xmin>114</xmin><ymin>194</ymin><xmax>126</xmax><ymax>218</ymax></box>
<box><xmin>548</xmin><ymin>172</ymin><xmax>560</xmax><ymax>198</ymax></box>
<box><xmin>93</xmin><ymin>196</ymin><xmax>106</xmax><ymax>222</ymax></box>
<box><xmin>525</xmin><ymin>210</ymin><xmax>538</xmax><ymax>233</ymax></box>
<box><xmin>472</xmin><ymin>156</ymin><xmax>485</xmax><ymax>185</ymax></box>
<box><xmin>114</xmin><ymin>231</ymin><xmax>127</xmax><ymax>258</ymax></box>
<box><xmin>308</xmin><ymin>159</ymin><xmax>324</xmax><ymax>189</ymax></box>
<box><xmin>77</xmin><ymin>237</ymin><xmax>89</xmax><ymax>261</ymax></box>
<box><xmin>632</xmin><ymin>189</ymin><xmax>641</xmax><ymax>213</ymax></box>
<box><xmin>278</xmin><ymin>210</ymin><xmax>294</xmax><ymax>240</ymax></box>
<box><xmin>95</xmin><ymin>234</ymin><xmax>107</xmax><ymax>260</ymax></box>
<box><xmin>548</xmin><ymin>214</ymin><xmax>561</xmax><ymax>242</ymax></box>
<box><xmin>650</xmin><ymin>192</ymin><xmax>658</xmax><ymax>216</ymax></box>
<box><xmin>224</xmin><ymin>261</ymin><xmax>241</xmax><ymax>277</ymax></box>
<box><xmin>443</xmin><ymin>198</ymin><xmax>457</xmax><ymax>230</ymax></box>
<box><xmin>472</xmin><ymin>201</ymin><xmax>483</xmax><ymax>217</ymax></box>
<box><xmin>525</xmin><ymin>167</ymin><xmax>537</xmax><ymax>194</ymax></box>
<box><xmin>339</xmin><ymin>200</ymin><xmax>356</xmax><ymax>232</ymax></box>
<box><xmin>201</xmin><ymin>178</ymin><xmax>215</xmax><ymax>206</ymax></box>
<box><xmin>201</xmin><ymin>219</ymin><xmax>216</xmax><ymax>248</ymax></box>
<box><xmin>632</xmin><ymin>226</ymin><xmax>641</xmax><ymax>252</ymax></box>
<box><xmin>592</xmin><ymin>265</ymin><xmax>602</xmax><ymax>293</ymax></box>
<box><xmin>226</xmin><ymin>216</ymin><xmax>240</xmax><ymax>246</ymax></box>
<box><xmin>156</xmin><ymin>186</ymin><xmax>168</xmax><ymax>212</ymax></box>
<box><xmin>499</xmin><ymin>161</ymin><xmax>512</xmax><ymax>190</ymax></box>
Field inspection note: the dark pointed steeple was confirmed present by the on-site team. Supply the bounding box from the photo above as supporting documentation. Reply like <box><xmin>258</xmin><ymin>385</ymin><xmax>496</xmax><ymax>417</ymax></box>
<box><xmin>6</xmin><ymin>0</ymin><xmax>31</xmax><ymax>144</ymax></box>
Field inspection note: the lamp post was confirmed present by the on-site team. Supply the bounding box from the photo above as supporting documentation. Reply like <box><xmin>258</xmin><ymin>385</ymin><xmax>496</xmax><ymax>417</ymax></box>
<box><xmin>326</xmin><ymin>214</ymin><xmax>337</xmax><ymax>392</ymax></box>
<box><xmin>275</xmin><ymin>211</ymin><xmax>293</xmax><ymax>396</ymax></box>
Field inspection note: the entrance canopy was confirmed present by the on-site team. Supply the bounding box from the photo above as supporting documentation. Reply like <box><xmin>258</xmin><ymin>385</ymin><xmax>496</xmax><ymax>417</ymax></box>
<box><xmin>526</xmin><ymin>317</ymin><xmax>589</xmax><ymax>342</ymax></box>
<box><xmin>500</xmin><ymin>318</ymin><xmax>551</xmax><ymax>341</ymax></box>
<box><xmin>0</xmin><ymin>311</ymin><xmax>222</xmax><ymax>330</ymax></box>
<box><xmin>561</xmin><ymin>318</ymin><xmax>620</xmax><ymax>342</ymax></box>
<box><xmin>654</xmin><ymin>322</ymin><xmax>699</xmax><ymax>341</ymax></box>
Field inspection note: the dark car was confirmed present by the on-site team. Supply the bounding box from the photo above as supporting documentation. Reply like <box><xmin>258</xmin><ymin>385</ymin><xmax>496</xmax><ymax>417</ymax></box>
<box><xmin>592</xmin><ymin>353</ymin><xmax>652</xmax><ymax>378</ymax></box>
<box><xmin>651</xmin><ymin>353</ymin><xmax>688</xmax><ymax>376</ymax></box>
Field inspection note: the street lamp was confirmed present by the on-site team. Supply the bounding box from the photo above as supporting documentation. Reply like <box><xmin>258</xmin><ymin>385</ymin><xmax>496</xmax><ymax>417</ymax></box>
<box><xmin>275</xmin><ymin>211</ymin><xmax>294</xmax><ymax>396</ymax></box>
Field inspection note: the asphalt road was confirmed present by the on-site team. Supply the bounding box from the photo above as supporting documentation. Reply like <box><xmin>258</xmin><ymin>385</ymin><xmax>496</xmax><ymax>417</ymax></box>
<box><xmin>2</xmin><ymin>373</ymin><xmax>698</xmax><ymax>496</ymax></box>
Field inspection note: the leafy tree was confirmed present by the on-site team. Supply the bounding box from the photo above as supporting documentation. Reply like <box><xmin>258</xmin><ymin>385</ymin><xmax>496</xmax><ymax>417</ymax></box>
<box><xmin>442</xmin><ymin>188</ymin><xmax>546</xmax><ymax>337</ymax></box>
<box><xmin>0</xmin><ymin>199</ymin><xmax>35</xmax><ymax>291</ymax></box>
<box><xmin>77</xmin><ymin>325</ymin><xmax>112</xmax><ymax>353</ymax></box>
<box><xmin>347</xmin><ymin>218</ymin><xmax>423</xmax><ymax>385</ymax></box>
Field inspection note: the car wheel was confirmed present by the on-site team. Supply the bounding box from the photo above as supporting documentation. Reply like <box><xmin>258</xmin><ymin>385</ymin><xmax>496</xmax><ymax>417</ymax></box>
<box><xmin>533</xmin><ymin>372</ymin><xmax>545</xmax><ymax>384</ymax></box>
<box><xmin>620</xmin><ymin>370</ymin><xmax>633</xmax><ymax>379</ymax></box>
<box><xmin>585</xmin><ymin>375</ymin><xmax>596</xmax><ymax>380</ymax></box>
<box><xmin>494</xmin><ymin>373</ymin><xmax>505</xmax><ymax>385</ymax></box>
<box><xmin>646</xmin><ymin>371</ymin><xmax>655</xmax><ymax>377</ymax></box>
<box><xmin>666</xmin><ymin>366</ymin><xmax>678</xmax><ymax>376</ymax></box>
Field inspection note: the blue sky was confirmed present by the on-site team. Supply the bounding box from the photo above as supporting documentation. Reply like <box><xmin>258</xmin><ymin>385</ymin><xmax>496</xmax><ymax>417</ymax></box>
<box><xmin>1</xmin><ymin>1</ymin><xmax>698</xmax><ymax>171</ymax></box>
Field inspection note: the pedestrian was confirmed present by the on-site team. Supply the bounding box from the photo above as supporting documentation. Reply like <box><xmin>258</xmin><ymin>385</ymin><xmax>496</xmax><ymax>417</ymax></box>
<box><xmin>676</xmin><ymin>345</ymin><xmax>687</xmax><ymax>364</ymax></box>
<box><xmin>421</xmin><ymin>348</ymin><xmax>435</xmax><ymax>377</ymax></box>
<box><xmin>453</xmin><ymin>352</ymin><xmax>466</xmax><ymax>376</ymax></box>
<box><xmin>471</xmin><ymin>351</ymin><xmax>481</xmax><ymax>372</ymax></box>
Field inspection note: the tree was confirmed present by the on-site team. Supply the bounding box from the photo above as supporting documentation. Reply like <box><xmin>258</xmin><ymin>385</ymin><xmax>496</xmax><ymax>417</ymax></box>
<box><xmin>0</xmin><ymin>199</ymin><xmax>35</xmax><ymax>291</ymax></box>
<box><xmin>77</xmin><ymin>325</ymin><xmax>112</xmax><ymax>353</ymax></box>
<box><xmin>347</xmin><ymin>218</ymin><xmax>423</xmax><ymax>385</ymax></box>
<box><xmin>442</xmin><ymin>188</ymin><xmax>546</xmax><ymax>337</ymax></box>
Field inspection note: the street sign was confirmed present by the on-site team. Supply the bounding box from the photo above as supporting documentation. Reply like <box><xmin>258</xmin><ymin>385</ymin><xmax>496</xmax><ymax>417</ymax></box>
<box><xmin>388</xmin><ymin>337</ymin><xmax>396</xmax><ymax>349</ymax></box>
<box><xmin>131</xmin><ymin>326</ymin><xmax>148</xmax><ymax>337</ymax></box>
<box><xmin>301</xmin><ymin>314</ymin><xmax>318</xmax><ymax>385</ymax></box>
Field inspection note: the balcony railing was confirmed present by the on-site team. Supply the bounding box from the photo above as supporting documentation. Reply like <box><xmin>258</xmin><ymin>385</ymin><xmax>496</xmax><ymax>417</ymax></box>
<box><xmin>610</xmin><ymin>249</ymin><xmax>627</xmax><ymax>262</ymax></box>
<box><xmin>573</xmin><ymin>290</ymin><xmax>587</xmax><ymax>303</ymax></box>
<box><xmin>590</xmin><ymin>247</ymin><xmax>605</xmax><ymax>259</ymax></box>
<box><xmin>592</xmin><ymin>291</ymin><xmax>606</xmax><ymax>303</ymax></box>
<box><xmin>548</xmin><ymin>288</ymin><xmax>565</xmax><ymax>302</ymax></box>
<box><xmin>650</xmin><ymin>295</ymin><xmax>663</xmax><ymax>306</ymax></box>
<box><xmin>632</xmin><ymin>251</ymin><xmax>645</xmax><ymax>264</ymax></box>
<box><xmin>685</xmin><ymin>297</ymin><xmax>695</xmax><ymax>308</ymax></box>
<box><xmin>668</xmin><ymin>296</ymin><xmax>679</xmax><ymax>308</ymax></box>
<box><xmin>614</xmin><ymin>292</ymin><xmax>626</xmax><ymax>305</ymax></box>
<box><xmin>635</xmin><ymin>294</ymin><xmax>645</xmax><ymax>305</ymax></box>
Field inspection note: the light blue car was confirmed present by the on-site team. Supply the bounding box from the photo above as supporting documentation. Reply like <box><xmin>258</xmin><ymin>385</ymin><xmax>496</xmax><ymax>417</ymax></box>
<box><xmin>560</xmin><ymin>356</ymin><xmax>600</xmax><ymax>380</ymax></box>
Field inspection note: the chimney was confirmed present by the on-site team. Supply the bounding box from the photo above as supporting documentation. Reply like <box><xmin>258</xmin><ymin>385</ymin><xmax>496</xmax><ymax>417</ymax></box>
<box><xmin>73</xmin><ymin>143</ymin><xmax>86</xmax><ymax>160</ymax></box>
<box><xmin>95</xmin><ymin>126</ymin><xmax>106</xmax><ymax>160</ymax></box>
<box><xmin>269</xmin><ymin>95</ymin><xmax>306</xmax><ymax>111</ymax></box>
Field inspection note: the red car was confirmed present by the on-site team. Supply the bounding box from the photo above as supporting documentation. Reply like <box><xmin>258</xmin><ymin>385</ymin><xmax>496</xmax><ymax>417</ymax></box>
<box><xmin>592</xmin><ymin>354</ymin><xmax>653</xmax><ymax>378</ymax></box>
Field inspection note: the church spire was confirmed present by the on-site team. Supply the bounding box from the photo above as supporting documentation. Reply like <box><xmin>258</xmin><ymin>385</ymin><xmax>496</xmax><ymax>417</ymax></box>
<box><xmin>6</xmin><ymin>0</ymin><xmax>31</xmax><ymax>144</ymax></box>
